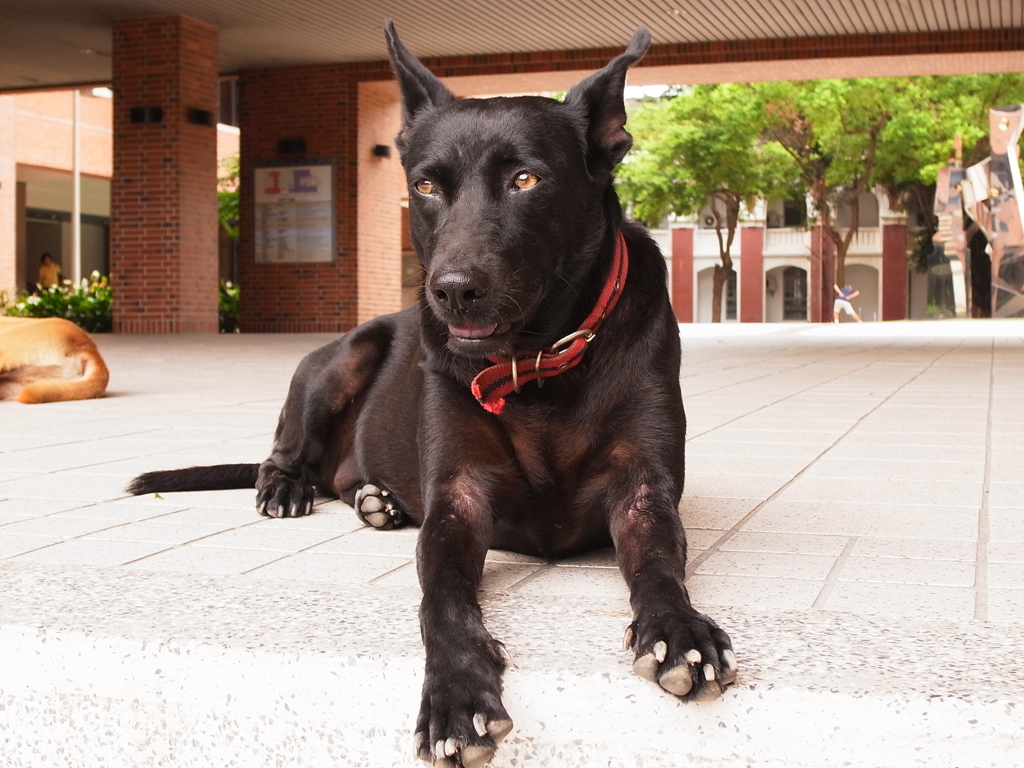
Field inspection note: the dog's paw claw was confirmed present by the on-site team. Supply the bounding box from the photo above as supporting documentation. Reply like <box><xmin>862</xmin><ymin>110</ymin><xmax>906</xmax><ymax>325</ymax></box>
<box><xmin>721</xmin><ymin>648</ymin><xmax>738</xmax><ymax>685</ymax></box>
<box><xmin>623</xmin><ymin>624</ymin><xmax>635</xmax><ymax>651</ymax></box>
<box><xmin>438</xmin><ymin>737</ymin><xmax>457</xmax><ymax>758</ymax></box>
<box><xmin>354</xmin><ymin>483</ymin><xmax>407</xmax><ymax>529</ymax></box>
<box><xmin>472</xmin><ymin>713</ymin><xmax>488</xmax><ymax>737</ymax></box>
<box><xmin>652</xmin><ymin>640</ymin><xmax>667</xmax><ymax>662</ymax></box>
<box><xmin>494</xmin><ymin>641</ymin><xmax>512</xmax><ymax>663</ymax></box>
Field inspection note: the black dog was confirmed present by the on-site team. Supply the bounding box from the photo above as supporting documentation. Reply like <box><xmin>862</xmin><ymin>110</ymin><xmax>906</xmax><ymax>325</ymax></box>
<box><xmin>129</xmin><ymin>22</ymin><xmax>735</xmax><ymax>768</ymax></box>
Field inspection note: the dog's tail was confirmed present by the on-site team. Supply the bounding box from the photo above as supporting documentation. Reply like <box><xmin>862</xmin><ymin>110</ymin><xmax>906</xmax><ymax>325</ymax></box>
<box><xmin>127</xmin><ymin>464</ymin><xmax>260</xmax><ymax>495</ymax></box>
<box><xmin>17</xmin><ymin>347</ymin><xmax>110</xmax><ymax>404</ymax></box>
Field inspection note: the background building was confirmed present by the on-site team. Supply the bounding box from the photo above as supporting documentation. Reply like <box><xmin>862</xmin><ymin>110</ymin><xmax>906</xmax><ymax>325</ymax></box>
<box><xmin>654</xmin><ymin>188</ymin><xmax>931</xmax><ymax>323</ymax></box>
<box><xmin>1</xmin><ymin>87</ymin><xmax>239</xmax><ymax>294</ymax></box>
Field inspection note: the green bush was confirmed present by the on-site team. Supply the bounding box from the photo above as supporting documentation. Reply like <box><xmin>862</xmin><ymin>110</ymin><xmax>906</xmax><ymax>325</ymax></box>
<box><xmin>2</xmin><ymin>274</ymin><xmax>242</xmax><ymax>334</ymax></box>
<box><xmin>219</xmin><ymin>155</ymin><xmax>240</xmax><ymax>241</ymax></box>
<box><xmin>2</xmin><ymin>273</ymin><xmax>112</xmax><ymax>333</ymax></box>
<box><xmin>219</xmin><ymin>280</ymin><xmax>240</xmax><ymax>333</ymax></box>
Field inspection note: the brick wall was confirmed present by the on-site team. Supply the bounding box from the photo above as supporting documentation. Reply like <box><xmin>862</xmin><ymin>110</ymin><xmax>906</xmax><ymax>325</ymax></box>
<box><xmin>110</xmin><ymin>15</ymin><xmax>219</xmax><ymax>334</ymax></box>
<box><xmin>237</xmin><ymin>64</ymin><xmax>384</xmax><ymax>332</ymax></box>
<box><xmin>643</xmin><ymin>28</ymin><xmax>1024</xmax><ymax>70</ymax></box>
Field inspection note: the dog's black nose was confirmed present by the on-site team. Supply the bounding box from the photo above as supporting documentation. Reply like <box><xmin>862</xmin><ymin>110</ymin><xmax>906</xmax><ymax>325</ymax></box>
<box><xmin>429</xmin><ymin>269</ymin><xmax>490</xmax><ymax>312</ymax></box>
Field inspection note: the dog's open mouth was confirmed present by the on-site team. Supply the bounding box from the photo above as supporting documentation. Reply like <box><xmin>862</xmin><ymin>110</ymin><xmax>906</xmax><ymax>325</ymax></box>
<box><xmin>448</xmin><ymin>322</ymin><xmax>497</xmax><ymax>340</ymax></box>
<box><xmin>444</xmin><ymin>320</ymin><xmax>518</xmax><ymax>356</ymax></box>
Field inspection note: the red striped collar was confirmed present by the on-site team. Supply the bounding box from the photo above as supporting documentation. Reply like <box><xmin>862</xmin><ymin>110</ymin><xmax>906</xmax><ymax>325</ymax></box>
<box><xmin>470</xmin><ymin>231</ymin><xmax>628</xmax><ymax>414</ymax></box>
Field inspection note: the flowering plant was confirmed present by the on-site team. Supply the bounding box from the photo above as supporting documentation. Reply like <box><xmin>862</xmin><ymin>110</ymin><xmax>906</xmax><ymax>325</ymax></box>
<box><xmin>3</xmin><ymin>274</ymin><xmax>242</xmax><ymax>334</ymax></box>
<box><xmin>219</xmin><ymin>280</ymin><xmax>240</xmax><ymax>333</ymax></box>
<box><xmin>1</xmin><ymin>272</ymin><xmax>112</xmax><ymax>333</ymax></box>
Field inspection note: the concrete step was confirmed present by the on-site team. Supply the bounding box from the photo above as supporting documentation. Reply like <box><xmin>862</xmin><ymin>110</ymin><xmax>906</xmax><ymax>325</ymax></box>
<box><xmin>1</xmin><ymin>562</ymin><xmax>1020</xmax><ymax>768</ymax></box>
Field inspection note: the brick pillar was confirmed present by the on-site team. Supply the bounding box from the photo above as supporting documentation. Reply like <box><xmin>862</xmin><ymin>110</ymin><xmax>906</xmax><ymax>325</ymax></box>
<box><xmin>881</xmin><ymin>220</ymin><xmax>908</xmax><ymax>321</ymax></box>
<box><xmin>671</xmin><ymin>227</ymin><xmax>694</xmax><ymax>323</ymax></box>
<box><xmin>0</xmin><ymin>96</ymin><xmax>15</xmax><ymax>296</ymax></box>
<box><xmin>111</xmin><ymin>16</ymin><xmax>219</xmax><ymax>333</ymax></box>
<box><xmin>739</xmin><ymin>226</ymin><xmax>764</xmax><ymax>323</ymax></box>
<box><xmin>236</xmin><ymin>64</ymin><xmax>363</xmax><ymax>333</ymax></box>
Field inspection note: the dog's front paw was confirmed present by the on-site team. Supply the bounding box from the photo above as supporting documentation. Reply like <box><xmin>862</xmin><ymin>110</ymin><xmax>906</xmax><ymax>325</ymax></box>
<box><xmin>415</xmin><ymin>641</ymin><xmax>513</xmax><ymax>768</ymax></box>
<box><xmin>255</xmin><ymin>465</ymin><xmax>314</xmax><ymax>518</ymax></box>
<box><xmin>624</xmin><ymin>608</ymin><xmax>736</xmax><ymax>701</ymax></box>
<box><xmin>354</xmin><ymin>483</ymin><xmax>407</xmax><ymax>529</ymax></box>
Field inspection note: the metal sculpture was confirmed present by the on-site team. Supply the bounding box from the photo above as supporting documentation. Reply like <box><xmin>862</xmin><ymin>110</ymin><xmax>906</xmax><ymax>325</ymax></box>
<box><xmin>959</xmin><ymin>106</ymin><xmax>1024</xmax><ymax>318</ymax></box>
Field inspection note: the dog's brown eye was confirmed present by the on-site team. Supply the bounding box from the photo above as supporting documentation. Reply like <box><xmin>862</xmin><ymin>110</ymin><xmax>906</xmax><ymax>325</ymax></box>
<box><xmin>415</xmin><ymin>179</ymin><xmax>435</xmax><ymax>196</ymax></box>
<box><xmin>513</xmin><ymin>172</ymin><xmax>539</xmax><ymax>190</ymax></box>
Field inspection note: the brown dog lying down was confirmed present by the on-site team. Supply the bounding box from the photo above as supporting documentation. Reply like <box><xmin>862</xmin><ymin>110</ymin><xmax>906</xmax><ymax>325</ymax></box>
<box><xmin>0</xmin><ymin>317</ymin><xmax>109</xmax><ymax>404</ymax></box>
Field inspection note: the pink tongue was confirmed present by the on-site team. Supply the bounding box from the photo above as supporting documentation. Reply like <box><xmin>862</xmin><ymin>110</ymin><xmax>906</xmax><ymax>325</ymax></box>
<box><xmin>449</xmin><ymin>322</ymin><xmax>496</xmax><ymax>339</ymax></box>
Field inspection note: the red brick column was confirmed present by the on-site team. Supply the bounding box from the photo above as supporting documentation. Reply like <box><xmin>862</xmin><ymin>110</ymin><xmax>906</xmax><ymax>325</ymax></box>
<box><xmin>739</xmin><ymin>226</ymin><xmax>764</xmax><ymax>323</ymax></box>
<box><xmin>671</xmin><ymin>228</ymin><xmax>694</xmax><ymax>323</ymax></box>
<box><xmin>111</xmin><ymin>16</ymin><xmax>219</xmax><ymax>333</ymax></box>
<box><xmin>881</xmin><ymin>222</ymin><xmax>908</xmax><ymax>321</ymax></box>
<box><xmin>237</xmin><ymin>65</ymin><xmax>366</xmax><ymax>333</ymax></box>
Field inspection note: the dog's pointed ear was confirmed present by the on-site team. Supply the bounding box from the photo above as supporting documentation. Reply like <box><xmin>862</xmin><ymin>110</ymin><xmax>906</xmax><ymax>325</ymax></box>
<box><xmin>385</xmin><ymin>20</ymin><xmax>455</xmax><ymax>133</ymax></box>
<box><xmin>564</xmin><ymin>27</ymin><xmax>651</xmax><ymax>170</ymax></box>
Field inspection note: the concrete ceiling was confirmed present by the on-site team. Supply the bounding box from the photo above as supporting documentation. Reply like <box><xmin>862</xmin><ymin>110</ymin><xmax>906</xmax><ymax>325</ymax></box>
<box><xmin>1</xmin><ymin>0</ymin><xmax>1022</xmax><ymax>91</ymax></box>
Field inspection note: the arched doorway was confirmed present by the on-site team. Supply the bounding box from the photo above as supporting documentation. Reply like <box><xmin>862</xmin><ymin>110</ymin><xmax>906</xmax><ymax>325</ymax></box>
<box><xmin>696</xmin><ymin>266</ymin><xmax>737</xmax><ymax>323</ymax></box>
<box><xmin>766</xmin><ymin>265</ymin><xmax>807</xmax><ymax>322</ymax></box>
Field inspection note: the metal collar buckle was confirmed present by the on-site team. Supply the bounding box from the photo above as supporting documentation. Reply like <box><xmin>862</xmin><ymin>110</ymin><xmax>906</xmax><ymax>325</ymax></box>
<box><xmin>509</xmin><ymin>328</ymin><xmax>596</xmax><ymax>395</ymax></box>
<box><xmin>535</xmin><ymin>328</ymin><xmax>595</xmax><ymax>389</ymax></box>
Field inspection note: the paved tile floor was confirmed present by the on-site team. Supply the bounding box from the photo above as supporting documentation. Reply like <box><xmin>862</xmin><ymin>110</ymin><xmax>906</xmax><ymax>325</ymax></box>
<box><xmin>1</xmin><ymin>319</ymin><xmax>1022</xmax><ymax>767</ymax></box>
<box><xmin>5</xmin><ymin>321</ymin><xmax>1019</xmax><ymax>618</ymax></box>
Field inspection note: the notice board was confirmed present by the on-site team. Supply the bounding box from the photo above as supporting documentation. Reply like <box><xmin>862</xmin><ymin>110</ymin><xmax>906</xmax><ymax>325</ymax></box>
<box><xmin>254</xmin><ymin>162</ymin><xmax>335</xmax><ymax>264</ymax></box>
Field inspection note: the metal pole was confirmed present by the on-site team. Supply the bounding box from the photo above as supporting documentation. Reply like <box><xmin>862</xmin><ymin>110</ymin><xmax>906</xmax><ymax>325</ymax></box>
<box><xmin>71</xmin><ymin>88</ymin><xmax>81</xmax><ymax>285</ymax></box>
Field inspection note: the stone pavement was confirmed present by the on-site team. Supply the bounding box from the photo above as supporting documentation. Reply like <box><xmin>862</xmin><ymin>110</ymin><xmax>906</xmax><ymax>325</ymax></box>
<box><xmin>1</xmin><ymin>320</ymin><xmax>1022</xmax><ymax>767</ymax></box>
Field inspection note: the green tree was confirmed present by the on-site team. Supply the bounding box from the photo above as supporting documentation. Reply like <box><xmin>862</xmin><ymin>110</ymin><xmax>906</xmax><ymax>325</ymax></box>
<box><xmin>936</xmin><ymin>74</ymin><xmax>1024</xmax><ymax>166</ymax></box>
<box><xmin>759</xmin><ymin>75</ymin><xmax>1024</xmax><ymax>289</ymax></box>
<box><xmin>756</xmin><ymin>78</ymin><xmax>929</xmax><ymax>288</ymax></box>
<box><xmin>218</xmin><ymin>154</ymin><xmax>240</xmax><ymax>241</ymax></box>
<box><xmin>619</xmin><ymin>84</ymin><xmax>797</xmax><ymax>321</ymax></box>
<box><xmin>875</xmin><ymin>74</ymin><xmax>1024</xmax><ymax>273</ymax></box>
